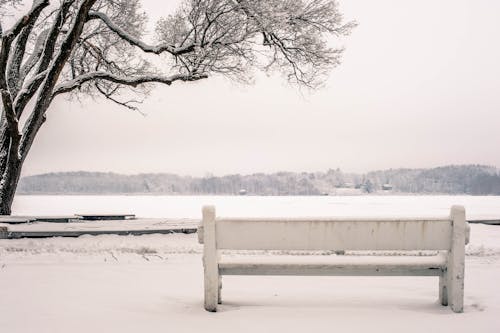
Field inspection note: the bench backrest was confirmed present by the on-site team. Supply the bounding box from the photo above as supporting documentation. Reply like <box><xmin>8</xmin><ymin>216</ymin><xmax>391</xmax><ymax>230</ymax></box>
<box><xmin>200</xmin><ymin>206</ymin><xmax>468</xmax><ymax>251</ymax></box>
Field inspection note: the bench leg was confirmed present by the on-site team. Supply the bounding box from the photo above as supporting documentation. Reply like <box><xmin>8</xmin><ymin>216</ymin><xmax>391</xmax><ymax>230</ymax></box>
<box><xmin>439</xmin><ymin>269</ymin><xmax>448</xmax><ymax>306</ymax></box>
<box><xmin>449</xmin><ymin>262</ymin><xmax>464</xmax><ymax>312</ymax></box>
<box><xmin>218</xmin><ymin>275</ymin><xmax>222</xmax><ymax>304</ymax></box>
<box><xmin>203</xmin><ymin>256</ymin><xmax>219</xmax><ymax>312</ymax></box>
<box><xmin>449</xmin><ymin>206</ymin><xmax>466</xmax><ymax>313</ymax></box>
<box><xmin>203</xmin><ymin>206</ymin><xmax>219</xmax><ymax>312</ymax></box>
<box><xmin>449</xmin><ymin>261</ymin><xmax>464</xmax><ymax>313</ymax></box>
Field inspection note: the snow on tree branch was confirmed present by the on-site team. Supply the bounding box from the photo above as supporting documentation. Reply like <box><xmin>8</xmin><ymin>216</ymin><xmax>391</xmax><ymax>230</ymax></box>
<box><xmin>52</xmin><ymin>71</ymin><xmax>208</xmax><ymax>97</ymax></box>
<box><xmin>87</xmin><ymin>11</ymin><xmax>197</xmax><ymax>56</ymax></box>
<box><xmin>0</xmin><ymin>0</ymin><xmax>48</xmax><ymax>39</ymax></box>
<box><xmin>154</xmin><ymin>0</ymin><xmax>356</xmax><ymax>87</ymax></box>
<box><xmin>0</xmin><ymin>0</ymin><xmax>49</xmax><ymax>151</ymax></box>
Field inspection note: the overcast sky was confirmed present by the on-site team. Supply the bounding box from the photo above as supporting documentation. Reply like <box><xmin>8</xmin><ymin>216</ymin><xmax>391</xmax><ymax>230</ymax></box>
<box><xmin>20</xmin><ymin>0</ymin><xmax>500</xmax><ymax>177</ymax></box>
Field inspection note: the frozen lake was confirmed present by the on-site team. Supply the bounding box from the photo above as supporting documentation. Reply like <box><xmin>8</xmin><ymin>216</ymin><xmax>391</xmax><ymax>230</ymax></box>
<box><xmin>11</xmin><ymin>195</ymin><xmax>500</xmax><ymax>219</ymax></box>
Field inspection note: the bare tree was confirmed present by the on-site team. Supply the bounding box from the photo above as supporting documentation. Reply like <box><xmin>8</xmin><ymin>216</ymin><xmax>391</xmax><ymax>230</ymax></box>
<box><xmin>0</xmin><ymin>0</ymin><xmax>354</xmax><ymax>214</ymax></box>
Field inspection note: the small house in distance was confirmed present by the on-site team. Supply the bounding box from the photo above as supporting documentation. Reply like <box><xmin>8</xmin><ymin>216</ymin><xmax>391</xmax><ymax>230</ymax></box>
<box><xmin>382</xmin><ymin>184</ymin><xmax>393</xmax><ymax>191</ymax></box>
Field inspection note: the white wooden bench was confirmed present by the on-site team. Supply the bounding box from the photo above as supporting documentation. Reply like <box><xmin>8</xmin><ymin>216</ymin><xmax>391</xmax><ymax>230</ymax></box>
<box><xmin>198</xmin><ymin>205</ymin><xmax>470</xmax><ymax>312</ymax></box>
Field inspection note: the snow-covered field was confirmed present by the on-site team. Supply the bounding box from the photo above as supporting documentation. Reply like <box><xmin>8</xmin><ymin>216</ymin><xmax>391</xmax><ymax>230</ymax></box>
<box><xmin>1</xmin><ymin>195</ymin><xmax>500</xmax><ymax>332</ymax></box>
<box><xmin>11</xmin><ymin>194</ymin><xmax>500</xmax><ymax>219</ymax></box>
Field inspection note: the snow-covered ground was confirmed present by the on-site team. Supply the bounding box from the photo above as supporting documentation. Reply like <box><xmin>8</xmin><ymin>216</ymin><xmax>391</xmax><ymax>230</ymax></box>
<box><xmin>0</xmin><ymin>224</ymin><xmax>499</xmax><ymax>333</ymax></box>
<box><xmin>1</xmin><ymin>196</ymin><xmax>499</xmax><ymax>332</ymax></box>
<box><xmin>11</xmin><ymin>194</ymin><xmax>500</xmax><ymax>219</ymax></box>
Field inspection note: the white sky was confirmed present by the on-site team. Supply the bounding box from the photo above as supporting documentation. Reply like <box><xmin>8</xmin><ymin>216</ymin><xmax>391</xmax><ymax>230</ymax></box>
<box><xmin>19</xmin><ymin>0</ymin><xmax>500</xmax><ymax>176</ymax></box>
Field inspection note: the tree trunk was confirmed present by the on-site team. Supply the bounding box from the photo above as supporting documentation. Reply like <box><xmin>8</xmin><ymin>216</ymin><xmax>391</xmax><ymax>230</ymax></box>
<box><xmin>0</xmin><ymin>116</ymin><xmax>24</xmax><ymax>215</ymax></box>
<box><xmin>0</xmin><ymin>158</ymin><xmax>22</xmax><ymax>215</ymax></box>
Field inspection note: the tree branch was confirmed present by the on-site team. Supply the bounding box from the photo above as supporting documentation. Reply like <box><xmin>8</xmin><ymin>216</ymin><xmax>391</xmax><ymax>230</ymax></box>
<box><xmin>20</xmin><ymin>0</ymin><xmax>97</xmax><ymax>161</ymax></box>
<box><xmin>0</xmin><ymin>1</ymin><xmax>48</xmax><ymax>177</ymax></box>
<box><xmin>95</xmin><ymin>82</ymin><xmax>143</xmax><ymax>112</ymax></box>
<box><xmin>17</xmin><ymin>28</ymin><xmax>49</xmax><ymax>89</ymax></box>
<box><xmin>87</xmin><ymin>11</ymin><xmax>196</xmax><ymax>56</ymax></box>
<box><xmin>0</xmin><ymin>0</ymin><xmax>48</xmax><ymax>41</ymax></box>
<box><xmin>52</xmin><ymin>71</ymin><xmax>208</xmax><ymax>97</ymax></box>
<box><xmin>6</xmin><ymin>0</ymin><xmax>47</xmax><ymax>96</ymax></box>
<box><xmin>35</xmin><ymin>0</ymin><xmax>76</xmax><ymax>75</ymax></box>
<box><xmin>0</xmin><ymin>0</ymin><xmax>49</xmax><ymax>95</ymax></box>
<box><xmin>13</xmin><ymin>69</ymin><xmax>48</xmax><ymax>116</ymax></box>
<box><xmin>6</xmin><ymin>1</ymin><xmax>74</xmax><ymax>122</ymax></box>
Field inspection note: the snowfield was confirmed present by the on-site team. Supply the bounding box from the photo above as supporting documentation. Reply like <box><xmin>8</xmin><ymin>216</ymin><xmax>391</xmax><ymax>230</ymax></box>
<box><xmin>1</xmin><ymin>195</ymin><xmax>500</xmax><ymax>332</ymax></box>
<box><xmin>0</xmin><ymin>224</ymin><xmax>499</xmax><ymax>333</ymax></box>
<box><xmin>11</xmin><ymin>194</ymin><xmax>500</xmax><ymax>219</ymax></box>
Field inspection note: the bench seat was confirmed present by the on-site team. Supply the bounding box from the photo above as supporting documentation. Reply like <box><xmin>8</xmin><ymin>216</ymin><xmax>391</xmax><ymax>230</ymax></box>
<box><xmin>219</xmin><ymin>254</ymin><xmax>447</xmax><ymax>276</ymax></box>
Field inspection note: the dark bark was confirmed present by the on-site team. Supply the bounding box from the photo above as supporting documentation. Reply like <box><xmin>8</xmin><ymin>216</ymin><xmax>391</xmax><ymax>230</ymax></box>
<box><xmin>0</xmin><ymin>156</ymin><xmax>22</xmax><ymax>215</ymax></box>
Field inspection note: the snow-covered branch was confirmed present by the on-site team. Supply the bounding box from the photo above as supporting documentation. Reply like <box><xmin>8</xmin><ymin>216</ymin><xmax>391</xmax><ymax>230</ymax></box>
<box><xmin>0</xmin><ymin>1</ymin><xmax>49</xmax><ymax>168</ymax></box>
<box><xmin>88</xmin><ymin>11</ymin><xmax>196</xmax><ymax>56</ymax></box>
<box><xmin>17</xmin><ymin>29</ymin><xmax>49</xmax><ymax>87</ymax></box>
<box><xmin>154</xmin><ymin>0</ymin><xmax>355</xmax><ymax>88</ymax></box>
<box><xmin>6</xmin><ymin>2</ymin><xmax>48</xmax><ymax>96</ymax></box>
<box><xmin>13</xmin><ymin>70</ymin><xmax>48</xmax><ymax>116</ymax></box>
<box><xmin>0</xmin><ymin>0</ymin><xmax>48</xmax><ymax>40</ymax></box>
<box><xmin>35</xmin><ymin>0</ymin><xmax>76</xmax><ymax>76</ymax></box>
<box><xmin>52</xmin><ymin>71</ymin><xmax>208</xmax><ymax>97</ymax></box>
<box><xmin>20</xmin><ymin>0</ymin><xmax>98</xmax><ymax>160</ymax></box>
<box><xmin>0</xmin><ymin>0</ymin><xmax>49</xmax><ymax>94</ymax></box>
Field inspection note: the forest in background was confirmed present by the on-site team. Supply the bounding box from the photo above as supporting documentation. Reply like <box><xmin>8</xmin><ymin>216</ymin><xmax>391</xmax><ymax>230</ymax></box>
<box><xmin>17</xmin><ymin>165</ymin><xmax>500</xmax><ymax>195</ymax></box>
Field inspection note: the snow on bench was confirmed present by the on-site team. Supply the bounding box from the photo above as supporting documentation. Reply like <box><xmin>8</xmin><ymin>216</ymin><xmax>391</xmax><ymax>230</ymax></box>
<box><xmin>198</xmin><ymin>205</ymin><xmax>470</xmax><ymax>312</ymax></box>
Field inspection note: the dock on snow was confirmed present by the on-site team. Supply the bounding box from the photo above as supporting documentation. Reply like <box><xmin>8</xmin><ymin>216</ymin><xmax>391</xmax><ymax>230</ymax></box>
<box><xmin>0</xmin><ymin>216</ymin><xmax>198</xmax><ymax>239</ymax></box>
<box><xmin>467</xmin><ymin>219</ymin><xmax>500</xmax><ymax>226</ymax></box>
<box><xmin>0</xmin><ymin>214</ymin><xmax>136</xmax><ymax>224</ymax></box>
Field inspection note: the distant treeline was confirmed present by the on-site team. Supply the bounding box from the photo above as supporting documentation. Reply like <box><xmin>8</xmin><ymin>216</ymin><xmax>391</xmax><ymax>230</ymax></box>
<box><xmin>17</xmin><ymin>165</ymin><xmax>500</xmax><ymax>195</ymax></box>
